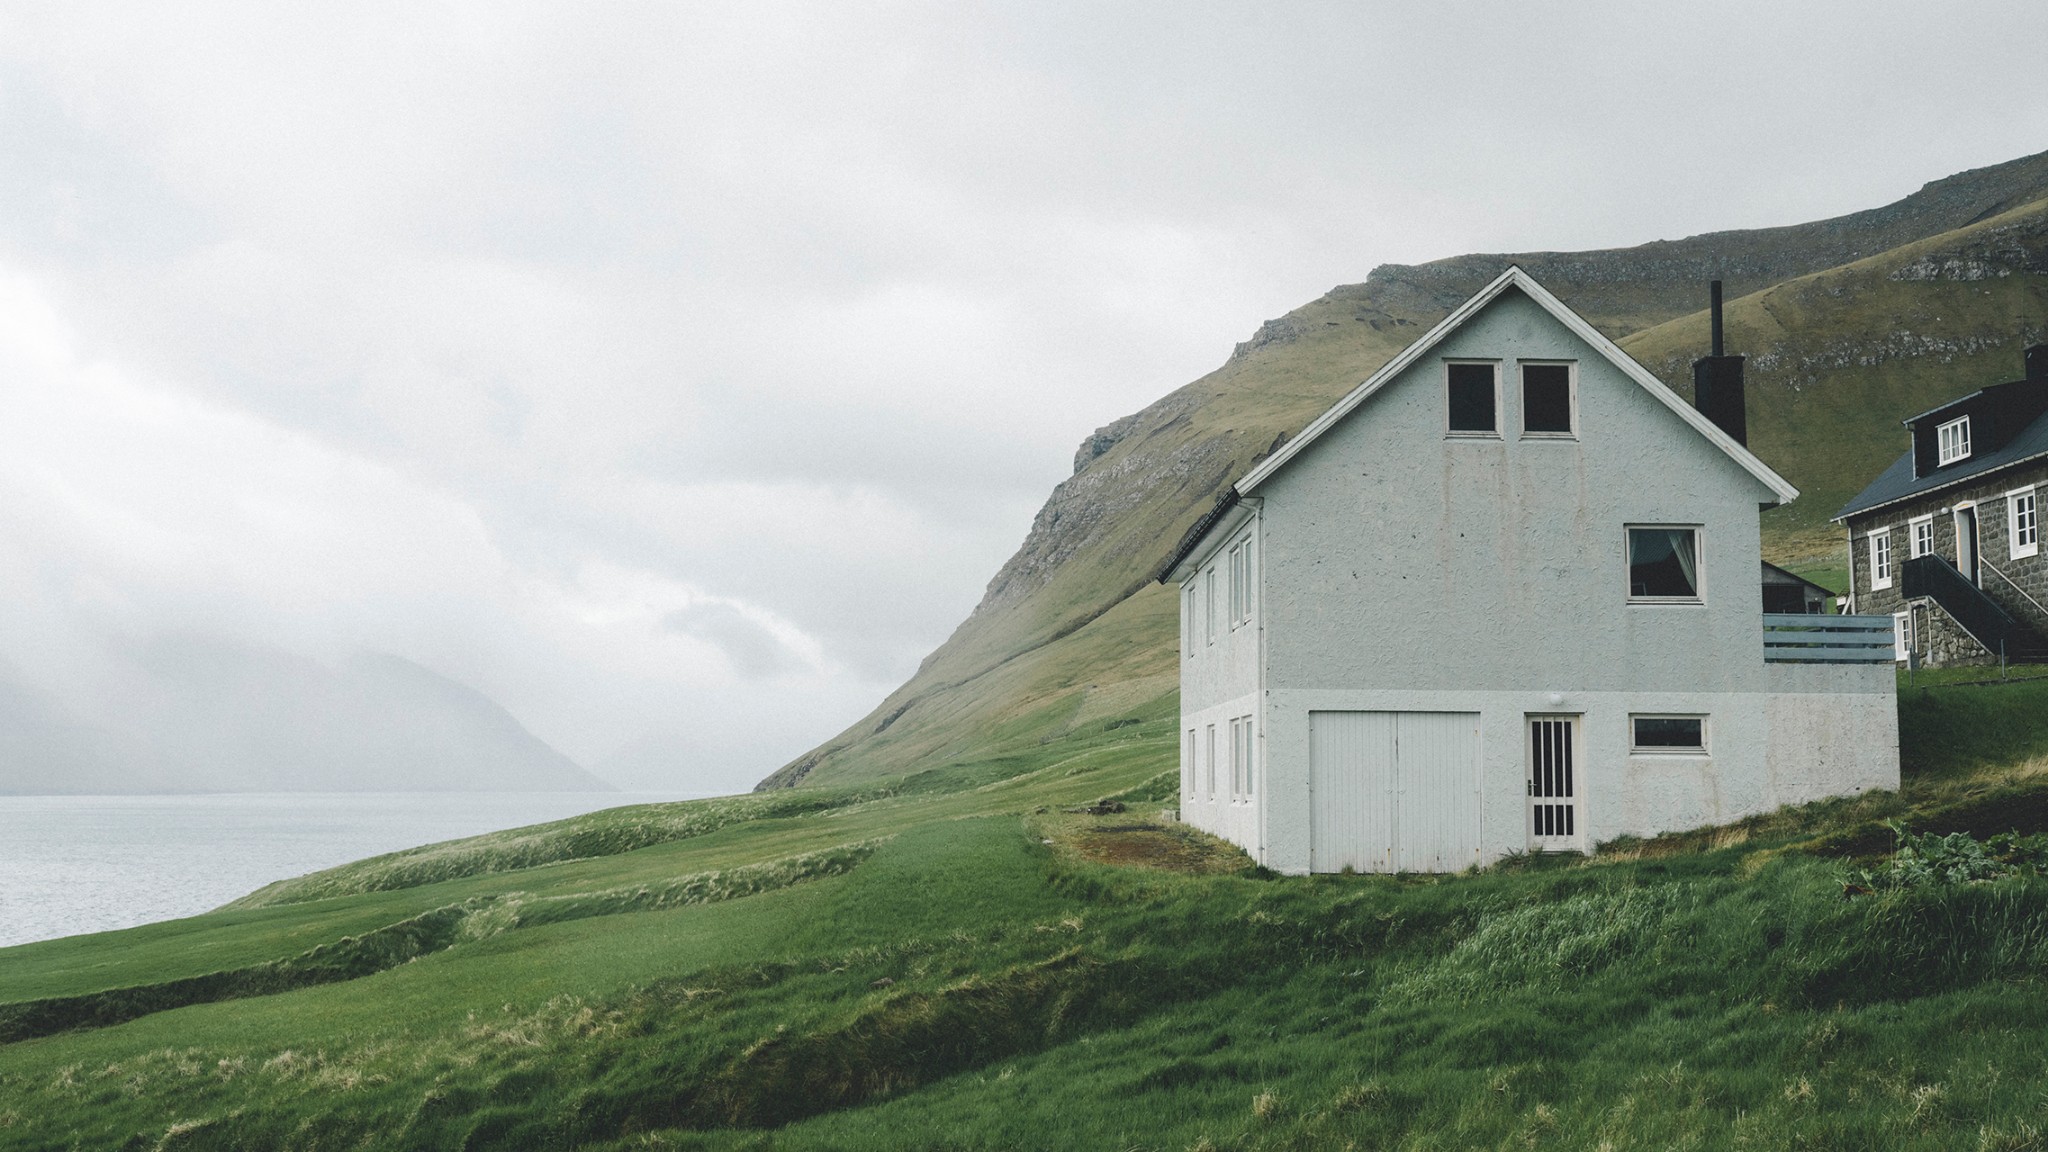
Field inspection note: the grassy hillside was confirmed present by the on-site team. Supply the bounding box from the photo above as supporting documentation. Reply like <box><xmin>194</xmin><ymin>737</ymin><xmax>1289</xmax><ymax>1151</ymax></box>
<box><xmin>5</xmin><ymin>676</ymin><xmax>2048</xmax><ymax>1148</ymax></box>
<box><xmin>765</xmin><ymin>149</ymin><xmax>2048</xmax><ymax>791</ymax></box>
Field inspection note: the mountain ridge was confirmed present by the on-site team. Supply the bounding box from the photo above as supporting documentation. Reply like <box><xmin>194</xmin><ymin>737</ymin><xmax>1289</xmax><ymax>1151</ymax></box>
<box><xmin>759</xmin><ymin>147</ymin><xmax>2048</xmax><ymax>790</ymax></box>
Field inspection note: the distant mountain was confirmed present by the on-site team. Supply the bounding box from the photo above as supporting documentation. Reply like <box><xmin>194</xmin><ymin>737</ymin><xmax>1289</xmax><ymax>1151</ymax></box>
<box><xmin>0</xmin><ymin>637</ymin><xmax>608</xmax><ymax>794</ymax></box>
<box><xmin>761</xmin><ymin>148</ymin><xmax>2048</xmax><ymax>790</ymax></box>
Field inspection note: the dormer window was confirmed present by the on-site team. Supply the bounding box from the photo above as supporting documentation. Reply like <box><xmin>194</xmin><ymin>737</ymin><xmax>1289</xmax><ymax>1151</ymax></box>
<box><xmin>1937</xmin><ymin>416</ymin><xmax>1972</xmax><ymax>465</ymax></box>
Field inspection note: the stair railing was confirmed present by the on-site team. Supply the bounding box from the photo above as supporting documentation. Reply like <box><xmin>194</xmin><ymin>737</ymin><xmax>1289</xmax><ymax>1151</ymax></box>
<box><xmin>1979</xmin><ymin>557</ymin><xmax>2048</xmax><ymax>625</ymax></box>
<box><xmin>1900</xmin><ymin>554</ymin><xmax>2023</xmax><ymax>654</ymax></box>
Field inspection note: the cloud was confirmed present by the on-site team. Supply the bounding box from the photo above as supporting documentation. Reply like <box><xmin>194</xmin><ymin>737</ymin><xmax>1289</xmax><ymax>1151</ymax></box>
<box><xmin>0</xmin><ymin>2</ymin><xmax>2044</xmax><ymax>794</ymax></box>
<box><xmin>662</xmin><ymin>602</ymin><xmax>807</xmax><ymax>680</ymax></box>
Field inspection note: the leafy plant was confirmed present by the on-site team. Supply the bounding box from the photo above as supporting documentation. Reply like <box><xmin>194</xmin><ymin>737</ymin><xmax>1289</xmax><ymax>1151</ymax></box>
<box><xmin>1855</xmin><ymin>823</ymin><xmax>2048</xmax><ymax>890</ymax></box>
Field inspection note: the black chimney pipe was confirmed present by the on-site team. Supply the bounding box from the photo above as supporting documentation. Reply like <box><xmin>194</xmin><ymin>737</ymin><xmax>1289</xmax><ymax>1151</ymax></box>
<box><xmin>1693</xmin><ymin>280</ymin><xmax>1748</xmax><ymax>445</ymax></box>
<box><xmin>1710</xmin><ymin>280</ymin><xmax>1724</xmax><ymax>357</ymax></box>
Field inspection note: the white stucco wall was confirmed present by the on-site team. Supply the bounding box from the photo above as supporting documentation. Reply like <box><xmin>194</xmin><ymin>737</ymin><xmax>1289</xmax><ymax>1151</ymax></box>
<box><xmin>1174</xmin><ymin>286</ymin><xmax>1898</xmax><ymax>873</ymax></box>
<box><xmin>1177</xmin><ymin>509</ymin><xmax>1264</xmax><ymax>851</ymax></box>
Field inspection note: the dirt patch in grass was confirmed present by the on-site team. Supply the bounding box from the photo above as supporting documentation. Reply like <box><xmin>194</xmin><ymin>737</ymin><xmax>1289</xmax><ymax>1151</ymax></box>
<box><xmin>1038</xmin><ymin>812</ymin><xmax>1251</xmax><ymax>875</ymax></box>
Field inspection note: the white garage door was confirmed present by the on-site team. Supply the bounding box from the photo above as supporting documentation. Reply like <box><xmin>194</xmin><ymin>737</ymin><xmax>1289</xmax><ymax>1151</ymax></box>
<box><xmin>1309</xmin><ymin>710</ymin><xmax>1480</xmax><ymax>873</ymax></box>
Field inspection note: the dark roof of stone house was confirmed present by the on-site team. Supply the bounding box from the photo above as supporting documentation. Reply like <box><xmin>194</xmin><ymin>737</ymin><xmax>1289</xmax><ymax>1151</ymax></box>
<box><xmin>1835</xmin><ymin>401</ymin><xmax>2048</xmax><ymax>521</ymax></box>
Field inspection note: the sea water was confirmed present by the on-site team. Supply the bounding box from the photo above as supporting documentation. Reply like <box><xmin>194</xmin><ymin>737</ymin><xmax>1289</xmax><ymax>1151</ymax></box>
<box><xmin>0</xmin><ymin>791</ymin><xmax>703</xmax><ymax>948</ymax></box>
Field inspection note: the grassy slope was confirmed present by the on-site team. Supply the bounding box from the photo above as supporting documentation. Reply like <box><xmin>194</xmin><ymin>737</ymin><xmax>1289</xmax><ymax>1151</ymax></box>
<box><xmin>772</xmin><ymin>151</ymin><xmax>2048</xmax><ymax>792</ymax></box>
<box><xmin>4</xmin><ymin>678</ymin><xmax>2048</xmax><ymax>1149</ymax></box>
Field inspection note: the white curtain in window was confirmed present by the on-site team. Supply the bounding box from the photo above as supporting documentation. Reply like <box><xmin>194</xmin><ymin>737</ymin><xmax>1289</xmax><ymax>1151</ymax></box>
<box><xmin>1669</xmin><ymin>529</ymin><xmax>1697</xmax><ymax>592</ymax></box>
<box><xmin>1629</xmin><ymin>528</ymin><xmax>1699</xmax><ymax>594</ymax></box>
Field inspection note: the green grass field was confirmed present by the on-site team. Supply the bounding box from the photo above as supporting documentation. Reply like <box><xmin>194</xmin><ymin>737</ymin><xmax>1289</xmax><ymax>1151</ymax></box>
<box><xmin>3</xmin><ymin>682</ymin><xmax>2048</xmax><ymax>1150</ymax></box>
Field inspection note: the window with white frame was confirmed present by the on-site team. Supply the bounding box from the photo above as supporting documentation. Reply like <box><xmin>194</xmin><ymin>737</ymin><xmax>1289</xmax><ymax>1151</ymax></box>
<box><xmin>1937</xmin><ymin>416</ymin><xmax>1972</xmax><ymax>465</ymax></box>
<box><xmin>1227</xmin><ymin>715</ymin><xmax>1254</xmax><ymax>800</ymax></box>
<box><xmin>1869</xmin><ymin>529</ymin><xmax>1893</xmax><ymax>590</ymax></box>
<box><xmin>1630</xmin><ymin>715</ymin><xmax>1707</xmax><ymax>753</ymax></box>
<box><xmin>1183</xmin><ymin>585</ymin><xmax>1196</xmax><ymax>658</ymax></box>
<box><xmin>1520</xmin><ymin>362</ymin><xmax>1575</xmax><ymax>436</ymax></box>
<box><xmin>1227</xmin><ymin>536</ymin><xmax>1253</xmax><ymax>626</ymax></box>
<box><xmin>1183</xmin><ymin>729</ymin><xmax>1196</xmax><ymax>796</ymax></box>
<box><xmin>1445</xmin><ymin>361</ymin><xmax>1500</xmax><ymax>435</ymax></box>
<box><xmin>1204</xmin><ymin>566</ymin><xmax>1217</xmax><ymax>646</ymax></box>
<box><xmin>2010</xmin><ymin>487</ymin><xmax>2039</xmax><ymax>559</ymax></box>
<box><xmin>1909</xmin><ymin>515</ymin><xmax>1934</xmax><ymax>559</ymax></box>
<box><xmin>1894</xmin><ymin>611</ymin><xmax>1913</xmax><ymax>662</ymax></box>
<box><xmin>1204</xmin><ymin>723</ymin><xmax>1217</xmax><ymax>799</ymax></box>
<box><xmin>1626</xmin><ymin>526</ymin><xmax>1702</xmax><ymax>600</ymax></box>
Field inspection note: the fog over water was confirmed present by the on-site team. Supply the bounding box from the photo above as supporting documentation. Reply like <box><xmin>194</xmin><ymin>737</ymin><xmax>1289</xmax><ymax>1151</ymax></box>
<box><xmin>0</xmin><ymin>5</ymin><xmax>2044</xmax><ymax>796</ymax></box>
<box><xmin>0</xmin><ymin>792</ymin><xmax>698</xmax><ymax>948</ymax></box>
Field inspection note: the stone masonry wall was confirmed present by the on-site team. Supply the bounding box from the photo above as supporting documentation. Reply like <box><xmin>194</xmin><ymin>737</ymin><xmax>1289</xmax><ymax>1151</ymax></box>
<box><xmin>1845</xmin><ymin>460</ymin><xmax>2048</xmax><ymax>666</ymax></box>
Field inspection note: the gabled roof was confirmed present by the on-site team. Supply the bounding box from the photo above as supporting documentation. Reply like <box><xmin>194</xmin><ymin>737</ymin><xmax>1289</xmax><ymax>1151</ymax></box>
<box><xmin>1762</xmin><ymin>561</ymin><xmax>1838</xmax><ymax>597</ymax></box>
<box><xmin>1233</xmin><ymin>266</ymin><xmax>1800</xmax><ymax>502</ymax></box>
<box><xmin>1155</xmin><ymin>487</ymin><xmax>1242</xmax><ymax>585</ymax></box>
<box><xmin>1835</xmin><ymin>404</ymin><xmax>2048</xmax><ymax>521</ymax></box>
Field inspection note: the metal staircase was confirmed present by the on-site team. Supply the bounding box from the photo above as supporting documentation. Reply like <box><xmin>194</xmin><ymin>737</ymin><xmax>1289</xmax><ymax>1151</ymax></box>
<box><xmin>1900</xmin><ymin>555</ymin><xmax>2048</xmax><ymax>662</ymax></box>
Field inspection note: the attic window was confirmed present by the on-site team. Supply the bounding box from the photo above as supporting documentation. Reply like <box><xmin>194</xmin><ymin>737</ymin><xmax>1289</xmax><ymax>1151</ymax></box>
<box><xmin>1937</xmin><ymin>416</ymin><xmax>1972</xmax><ymax>465</ymax></box>
<box><xmin>1445</xmin><ymin>362</ymin><xmax>1499</xmax><ymax>435</ymax></box>
<box><xmin>1520</xmin><ymin>363</ymin><xmax>1575</xmax><ymax>435</ymax></box>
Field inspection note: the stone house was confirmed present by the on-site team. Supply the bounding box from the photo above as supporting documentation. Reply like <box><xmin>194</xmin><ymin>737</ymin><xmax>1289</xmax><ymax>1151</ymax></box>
<box><xmin>1160</xmin><ymin>267</ymin><xmax>1898</xmax><ymax>874</ymax></box>
<box><xmin>1836</xmin><ymin>346</ymin><xmax>2048</xmax><ymax>667</ymax></box>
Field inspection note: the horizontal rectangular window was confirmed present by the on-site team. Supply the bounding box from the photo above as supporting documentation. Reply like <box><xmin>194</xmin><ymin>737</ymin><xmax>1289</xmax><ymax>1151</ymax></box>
<box><xmin>1521</xmin><ymin>363</ymin><xmax>1574</xmax><ymax>435</ymax></box>
<box><xmin>1446</xmin><ymin>362</ymin><xmax>1498</xmax><ymax>434</ymax></box>
<box><xmin>1631</xmin><ymin>715</ymin><xmax>1706</xmax><ymax>752</ymax></box>
<box><xmin>1628</xmin><ymin>526</ymin><xmax>1700</xmax><ymax>600</ymax></box>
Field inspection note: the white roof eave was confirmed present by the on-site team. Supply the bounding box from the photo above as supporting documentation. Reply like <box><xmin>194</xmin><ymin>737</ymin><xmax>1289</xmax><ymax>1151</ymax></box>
<box><xmin>1234</xmin><ymin>266</ymin><xmax>1800</xmax><ymax>506</ymax></box>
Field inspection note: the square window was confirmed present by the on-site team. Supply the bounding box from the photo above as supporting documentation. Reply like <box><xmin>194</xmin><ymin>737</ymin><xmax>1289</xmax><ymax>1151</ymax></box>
<box><xmin>1446</xmin><ymin>363</ymin><xmax>1498</xmax><ymax>434</ymax></box>
<box><xmin>1631</xmin><ymin>716</ymin><xmax>1705</xmax><ymax>752</ymax></box>
<box><xmin>1627</xmin><ymin>526</ymin><xmax>1700</xmax><ymax>599</ymax></box>
<box><xmin>1937</xmin><ymin>416</ymin><xmax>1972</xmax><ymax>465</ymax></box>
<box><xmin>1521</xmin><ymin>363</ymin><xmax>1574</xmax><ymax>435</ymax></box>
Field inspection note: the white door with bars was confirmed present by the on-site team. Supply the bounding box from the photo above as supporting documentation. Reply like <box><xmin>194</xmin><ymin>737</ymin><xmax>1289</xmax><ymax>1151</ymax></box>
<box><xmin>1527</xmin><ymin>715</ymin><xmax>1581</xmax><ymax>851</ymax></box>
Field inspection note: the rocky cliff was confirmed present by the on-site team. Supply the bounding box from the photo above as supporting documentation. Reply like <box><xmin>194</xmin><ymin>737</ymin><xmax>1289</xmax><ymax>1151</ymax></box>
<box><xmin>759</xmin><ymin>149</ymin><xmax>2048</xmax><ymax>790</ymax></box>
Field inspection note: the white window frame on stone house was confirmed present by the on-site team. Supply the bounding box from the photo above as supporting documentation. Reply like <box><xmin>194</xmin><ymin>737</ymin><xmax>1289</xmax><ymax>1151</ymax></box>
<box><xmin>1869</xmin><ymin>528</ymin><xmax>1893</xmax><ymax>591</ymax></box>
<box><xmin>1894</xmin><ymin>611</ymin><xmax>1913</xmax><ymax>662</ymax></box>
<box><xmin>1909</xmin><ymin>514</ymin><xmax>1935</xmax><ymax>559</ymax></box>
<box><xmin>2009</xmin><ymin>486</ymin><xmax>2039</xmax><ymax>560</ymax></box>
<box><xmin>1937</xmin><ymin>416</ymin><xmax>1972</xmax><ymax>465</ymax></box>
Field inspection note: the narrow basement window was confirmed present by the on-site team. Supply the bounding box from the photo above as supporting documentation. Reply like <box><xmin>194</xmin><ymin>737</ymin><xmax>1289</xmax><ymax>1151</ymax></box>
<box><xmin>1631</xmin><ymin>716</ymin><xmax>1706</xmax><ymax>752</ymax></box>
<box><xmin>1445</xmin><ymin>362</ymin><xmax>1498</xmax><ymax>435</ymax></box>
<box><xmin>1521</xmin><ymin>363</ymin><xmax>1574</xmax><ymax>435</ymax></box>
<box><xmin>1627</xmin><ymin>526</ymin><xmax>1701</xmax><ymax>600</ymax></box>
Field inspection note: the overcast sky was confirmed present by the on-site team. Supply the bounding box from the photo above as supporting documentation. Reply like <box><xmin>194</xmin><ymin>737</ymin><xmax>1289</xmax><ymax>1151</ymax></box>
<box><xmin>1</xmin><ymin>2</ymin><xmax>2043</xmax><ymax>793</ymax></box>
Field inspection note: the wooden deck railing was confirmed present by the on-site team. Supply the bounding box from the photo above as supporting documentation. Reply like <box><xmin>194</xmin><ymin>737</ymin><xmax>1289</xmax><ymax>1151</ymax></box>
<box><xmin>1762</xmin><ymin>614</ymin><xmax>1896</xmax><ymax>664</ymax></box>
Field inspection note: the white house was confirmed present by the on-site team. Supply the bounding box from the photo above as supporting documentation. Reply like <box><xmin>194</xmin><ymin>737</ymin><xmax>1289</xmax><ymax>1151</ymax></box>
<box><xmin>1160</xmin><ymin>267</ymin><xmax>1898</xmax><ymax>874</ymax></box>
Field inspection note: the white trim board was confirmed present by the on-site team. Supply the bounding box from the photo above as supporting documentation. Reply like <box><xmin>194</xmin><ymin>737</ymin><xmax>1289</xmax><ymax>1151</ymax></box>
<box><xmin>1234</xmin><ymin>266</ymin><xmax>1800</xmax><ymax>504</ymax></box>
